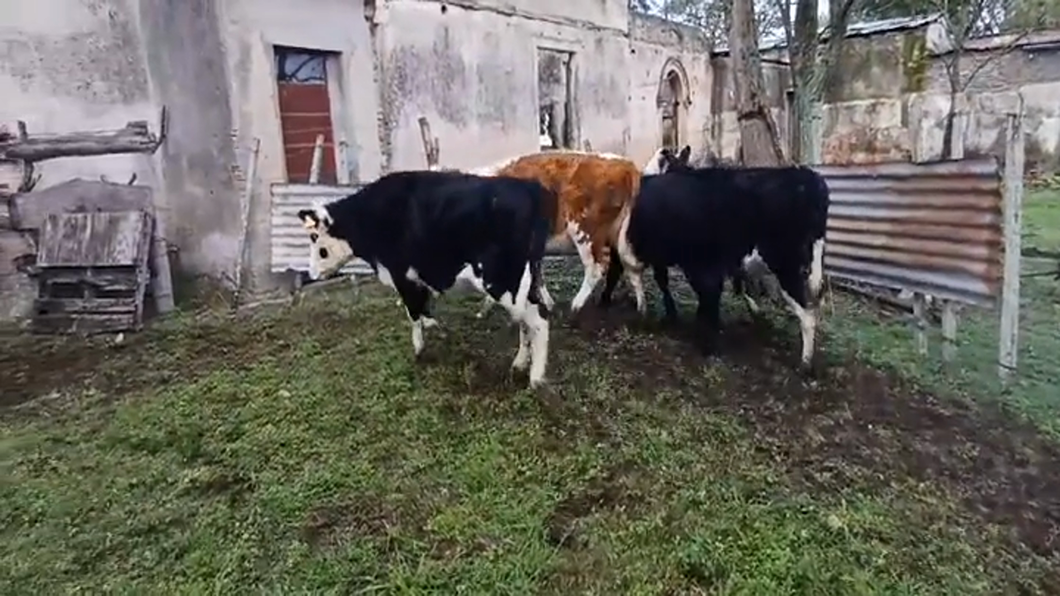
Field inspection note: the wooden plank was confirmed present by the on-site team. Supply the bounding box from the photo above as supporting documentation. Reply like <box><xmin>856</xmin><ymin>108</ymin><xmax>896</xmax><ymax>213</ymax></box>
<box><xmin>32</xmin><ymin>313</ymin><xmax>139</xmax><ymax>334</ymax></box>
<box><xmin>9</xmin><ymin>179</ymin><xmax>153</xmax><ymax>232</ymax></box>
<box><xmin>39</xmin><ymin>267</ymin><xmax>140</xmax><ymax>291</ymax></box>
<box><xmin>998</xmin><ymin>104</ymin><xmax>1024</xmax><ymax>382</ymax></box>
<box><xmin>941</xmin><ymin>301</ymin><xmax>958</xmax><ymax>362</ymax></box>
<box><xmin>38</xmin><ymin>211</ymin><xmax>151</xmax><ymax>267</ymax></box>
<box><xmin>34</xmin><ymin>297</ymin><xmax>139</xmax><ymax>314</ymax></box>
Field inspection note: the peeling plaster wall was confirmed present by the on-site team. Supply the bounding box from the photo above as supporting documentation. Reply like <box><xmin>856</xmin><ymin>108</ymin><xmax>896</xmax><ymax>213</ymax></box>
<box><xmin>216</xmin><ymin>0</ymin><xmax>381</xmax><ymax>290</ymax></box>
<box><xmin>711</xmin><ymin>24</ymin><xmax>1060</xmax><ymax>170</ymax></box>
<box><xmin>628</xmin><ymin>13</ymin><xmax>713</xmax><ymax>167</ymax></box>
<box><xmin>0</xmin><ymin>0</ymin><xmax>160</xmax><ymax>194</ymax></box>
<box><xmin>379</xmin><ymin>0</ymin><xmax>633</xmax><ymax>171</ymax></box>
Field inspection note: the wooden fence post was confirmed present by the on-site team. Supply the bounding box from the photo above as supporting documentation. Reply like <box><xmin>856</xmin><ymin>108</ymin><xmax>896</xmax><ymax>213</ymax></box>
<box><xmin>998</xmin><ymin>98</ymin><xmax>1025</xmax><ymax>382</ymax></box>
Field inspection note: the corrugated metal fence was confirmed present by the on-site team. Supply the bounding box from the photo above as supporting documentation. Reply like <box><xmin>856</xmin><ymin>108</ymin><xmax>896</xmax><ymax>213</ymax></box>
<box><xmin>814</xmin><ymin>157</ymin><xmax>1004</xmax><ymax>307</ymax></box>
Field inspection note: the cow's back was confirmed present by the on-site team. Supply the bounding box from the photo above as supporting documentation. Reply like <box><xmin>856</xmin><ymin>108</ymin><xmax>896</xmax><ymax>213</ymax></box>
<box><xmin>630</xmin><ymin>170</ymin><xmax>760</xmax><ymax>268</ymax></box>
<box><xmin>494</xmin><ymin>152</ymin><xmax>640</xmax><ymax>242</ymax></box>
<box><xmin>406</xmin><ymin>174</ymin><xmax>552</xmax><ymax>293</ymax></box>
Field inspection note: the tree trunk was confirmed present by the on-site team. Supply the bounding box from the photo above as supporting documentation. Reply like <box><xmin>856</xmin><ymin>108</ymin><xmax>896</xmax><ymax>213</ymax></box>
<box><xmin>729</xmin><ymin>0</ymin><xmax>787</xmax><ymax>166</ymax></box>
<box><xmin>941</xmin><ymin>59</ymin><xmax>962</xmax><ymax>159</ymax></box>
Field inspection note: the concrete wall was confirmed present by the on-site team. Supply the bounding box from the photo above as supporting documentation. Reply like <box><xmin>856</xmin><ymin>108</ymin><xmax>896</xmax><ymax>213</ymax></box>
<box><xmin>378</xmin><ymin>0</ymin><xmax>634</xmax><ymax>172</ymax></box>
<box><xmin>0</xmin><ymin>0</ymin><xmax>159</xmax><ymax>197</ymax></box>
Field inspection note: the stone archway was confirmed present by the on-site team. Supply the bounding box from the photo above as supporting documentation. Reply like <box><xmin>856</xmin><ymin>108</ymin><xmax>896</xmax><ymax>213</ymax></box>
<box><xmin>657</xmin><ymin>57</ymin><xmax>690</xmax><ymax>150</ymax></box>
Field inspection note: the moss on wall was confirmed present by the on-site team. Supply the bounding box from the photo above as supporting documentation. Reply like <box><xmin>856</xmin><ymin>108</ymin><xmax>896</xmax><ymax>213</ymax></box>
<box><xmin>901</xmin><ymin>32</ymin><xmax>929</xmax><ymax>94</ymax></box>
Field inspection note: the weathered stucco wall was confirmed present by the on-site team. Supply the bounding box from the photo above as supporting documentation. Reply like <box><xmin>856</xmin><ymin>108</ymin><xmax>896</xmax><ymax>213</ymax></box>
<box><xmin>712</xmin><ymin>23</ymin><xmax>1060</xmax><ymax>171</ymax></box>
<box><xmin>628</xmin><ymin>13</ymin><xmax>713</xmax><ymax>167</ymax></box>
<box><xmin>216</xmin><ymin>0</ymin><xmax>382</xmax><ymax>290</ymax></box>
<box><xmin>379</xmin><ymin>0</ymin><xmax>633</xmax><ymax>171</ymax></box>
<box><xmin>0</xmin><ymin>0</ymin><xmax>159</xmax><ymax>190</ymax></box>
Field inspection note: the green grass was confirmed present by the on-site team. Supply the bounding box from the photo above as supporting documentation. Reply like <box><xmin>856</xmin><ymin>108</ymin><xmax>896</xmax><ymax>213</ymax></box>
<box><xmin>826</xmin><ymin>187</ymin><xmax>1060</xmax><ymax>436</ymax></box>
<box><xmin>2</xmin><ymin>270</ymin><xmax>1059</xmax><ymax>592</ymax></box>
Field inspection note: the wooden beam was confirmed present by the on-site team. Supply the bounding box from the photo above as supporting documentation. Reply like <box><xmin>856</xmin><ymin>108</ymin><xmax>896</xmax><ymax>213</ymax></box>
<box><xmin>0</xmin><ymin>116</ymin><xmax>164</xmax><ymax>163</ymax></box>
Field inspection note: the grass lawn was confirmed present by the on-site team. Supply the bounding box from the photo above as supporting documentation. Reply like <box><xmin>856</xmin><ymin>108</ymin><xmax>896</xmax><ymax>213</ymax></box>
<box><xmin>3</xmin><ymin>252</ymin><xmax>1060</xmax><ymax>593</ymax></box>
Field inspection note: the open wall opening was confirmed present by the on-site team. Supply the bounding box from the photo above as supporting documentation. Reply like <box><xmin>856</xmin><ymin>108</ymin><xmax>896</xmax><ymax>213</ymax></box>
<box><xmin>274</xmin><ymin>46</ymin><xmax>340</xmax><ymax>184</ymax></box>
<box><xmin>537</xmin><ymin>48</ymin><xmax>575</xmax><ymax>150</ymax></box>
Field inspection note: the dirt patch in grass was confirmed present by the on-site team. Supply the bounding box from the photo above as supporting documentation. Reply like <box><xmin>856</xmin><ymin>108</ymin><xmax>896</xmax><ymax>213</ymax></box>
<box><xmin>575</xmin><ymin>302</ymin><xmax>1060</xmax><ymax>564</ymax></box>
<box><xmin>545</xmin><ymin>460</ymin><xmax>648</xmax><ymax>549</ymax></box>
<box><xmin>0</xmin><ymin>307</ymin><xmax>353</xmax><ymax>413</ymax></box>
<box><xmin>301</xmin><ymin>495</ymin><xmax>411</xmax><ymax>550</ymax></box>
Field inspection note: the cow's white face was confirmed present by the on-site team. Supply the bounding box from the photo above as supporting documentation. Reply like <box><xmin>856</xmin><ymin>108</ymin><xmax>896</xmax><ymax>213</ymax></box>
<box><xmin>297</xmin><ymin>205</ymin><xmax>354</xmax><ymax>280</ymax></box>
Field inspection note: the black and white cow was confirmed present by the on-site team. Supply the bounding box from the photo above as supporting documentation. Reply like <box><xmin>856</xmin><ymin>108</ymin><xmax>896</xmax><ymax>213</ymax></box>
<box><xmin>297</xmin><ymin>169</ymin><xmax>557</xmax><ymax>388</ymax></box>
<box><xmin>604</xmin><ymin>145</ymin><xmax>829</xmax><ymax>371</ymax></box>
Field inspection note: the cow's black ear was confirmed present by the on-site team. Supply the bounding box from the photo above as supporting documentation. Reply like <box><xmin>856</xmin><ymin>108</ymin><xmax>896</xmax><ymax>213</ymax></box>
<box><xmin>297</xmin><ymin>209</ymin><xmax>319</xmax><ymax>229</ymax></box>
<box><xmin>678</xmin><ymin>145</ymin><xmax>691</xmax><ymax>162</ymax></box>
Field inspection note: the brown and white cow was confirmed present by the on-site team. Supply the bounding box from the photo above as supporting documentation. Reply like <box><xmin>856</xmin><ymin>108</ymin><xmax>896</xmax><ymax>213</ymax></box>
<box><xmin>466</xmin><ymin>150</ymin><xmax>646</xmax><ymax>318</ymax></box>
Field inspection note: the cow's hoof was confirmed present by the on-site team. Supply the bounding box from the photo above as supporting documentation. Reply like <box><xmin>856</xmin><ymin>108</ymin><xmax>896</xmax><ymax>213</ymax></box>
<box><xmin>528</xmin><ymin>377</ymin><xmax>547</xmax><ymax>391</ymax></box>
<box><xmin>798</xmin><ymin>360</ymin><xmax>818</xmax><ymax>380</ymax></box>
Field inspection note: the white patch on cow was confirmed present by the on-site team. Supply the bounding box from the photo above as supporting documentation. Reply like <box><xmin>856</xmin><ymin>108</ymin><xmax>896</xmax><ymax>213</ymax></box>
<box><xmin>614</xmin><ymin>209</ymin><xmax>647</xmax><ymax>313</ymax></box>
<box><xmin>422</xmin><ymin>317</ymin><xmax>438</xmax><ymax>329</ymax></box>
<box><xmin>410</xmin><ymin>318</ymin><xmax>425</xmax><ymax>355</ymax></box>
<box><xmin>642</xmin><ymin>148</ymin><xmax>667</xmax><ymax>175</ymax></box>
<box><xmin>778</xmin><ymin>289</ymin><xmax>817</xmax><ymax>368</ymax></box>
<box><xmin>376</xmin><ymin>263</ymin><xmax>397</xmax><ymax>290</ymax></box>
<box><xmin>467</xmin><ymin>155</ymin><xmax>524</xmax><ymax>176</ymax></box>
<box><xmin>742</xmin><ymin>248</ymin><xmax>764</xmax><ymax>270</ymax></box>
<box><xmin>567</xmin><ymin>221</ymin><xmax>604</xmax><ymax>313</ymax></box>
<box><xmin>809</xmin><ymin>238</ymin><xmax>825</xmax><ymax>298</ymax></box>
<box><xmin>406</xmin><ymin>267</ymin><xmax>421</xmax><ymax>283</ymax></box>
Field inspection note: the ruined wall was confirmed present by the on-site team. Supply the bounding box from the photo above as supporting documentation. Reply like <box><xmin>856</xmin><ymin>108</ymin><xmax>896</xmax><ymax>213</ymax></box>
<box><xmin>710</xmin><ymin>54</ymin><xmax>789</xmax><ymax>160</ymax></box>
<box><xmin>2</xmin><ymin>0</ymin><xmax>715</xmax><ymax>295</ymax></box>
<box><xmin>379</xmin><ymin>0</ymin><xmax>633</xmax><ymax>171</ymax></box>
<box><xmin>628</xmin><ymin>13</ymin><xmax>713</xmax><ymax>167</ymax></box>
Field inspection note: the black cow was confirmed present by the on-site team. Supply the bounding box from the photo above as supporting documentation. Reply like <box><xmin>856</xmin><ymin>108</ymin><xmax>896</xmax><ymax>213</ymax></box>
<box><xmin>604</xmin><ymin>145</ymin><xmax>829</xmax><ymax>372</ymax></box>
<box><xmin>297</xmin><ymin>169</ymin><xmax>557</xmax><ymax>388</ymax></box>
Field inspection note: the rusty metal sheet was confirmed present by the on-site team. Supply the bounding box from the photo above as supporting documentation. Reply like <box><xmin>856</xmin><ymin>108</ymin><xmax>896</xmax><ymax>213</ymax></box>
<box><xmin>814</xmin><ymin>157</ymin><xmax>1005</xmax><ymax>307</ymax></box>
<box><xmin>270</xmin><ymin>183</ymin><xmax>372</xmax><ymax>275</ymax></box>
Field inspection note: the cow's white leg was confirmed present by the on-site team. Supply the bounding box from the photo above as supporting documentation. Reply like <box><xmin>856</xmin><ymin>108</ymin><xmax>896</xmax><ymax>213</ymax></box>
<box><xmin>524</xmin><ymin>302</ymin><xmax>549</xmax><ymax>388</ymax></box>
<box><xmin>511</xmin><ymin>322</ymin><xmax>531</xmax><ymax>371</ymax></box>
<box><xmin>624</xmin><ymin>268</ymin><xmax>646</xmax><ymax>314</ymax></box>
<box><xmin>568</xmin><ymin>224</ymin><xmax>602</xmax><ymax>313</ymax></box>
<box><xmin>405</xmin><ymin>308</ymin><xmax>426</xmax><ymax>356</ymax></box>
<box><xmin>495</xmin><ymin>264</ymin><xmax>548</xmax><ymax>388</ymax></box>
<box><xmin>778</xmin><ymin>288</ymin><xmax>817</xmax><ymax>368</ymax></box>
<box><xmin>539</xmin><ymin>283</ymin><xmax>555</xmax><ymax>310</ymax></box>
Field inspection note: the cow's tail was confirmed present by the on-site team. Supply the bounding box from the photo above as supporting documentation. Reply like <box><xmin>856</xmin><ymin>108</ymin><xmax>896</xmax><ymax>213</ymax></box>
<box><xmin>528</xmin><ymin>184</ymin><xmax>557</xmax><ymax>315</ymax></box>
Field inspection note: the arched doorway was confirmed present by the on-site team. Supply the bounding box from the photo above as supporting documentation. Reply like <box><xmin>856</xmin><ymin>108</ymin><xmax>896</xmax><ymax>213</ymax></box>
<box><xmin>657</xmin><ymin>58</ymin><xmax>690</xmax><ymax>150</ymax></box>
